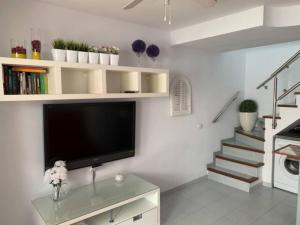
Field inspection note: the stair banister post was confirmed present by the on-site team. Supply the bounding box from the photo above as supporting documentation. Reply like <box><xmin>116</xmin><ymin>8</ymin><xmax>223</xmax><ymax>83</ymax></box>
<box><xmin>272</xmin><ymin>77</ymin><xmax>278</xmax><ymax>129</ymax></box>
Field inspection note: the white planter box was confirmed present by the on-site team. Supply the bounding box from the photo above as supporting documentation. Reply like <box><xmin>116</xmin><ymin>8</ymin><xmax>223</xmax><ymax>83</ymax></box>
<box><xmin>100</xmin><ymin>53</ymin><xmax>110</xmax><ymax>65</ymax></box>
<box><xmin>51</xmin><ymin>49</ymin><xmax>66</xmax><ymax>62</ymax></box>
<box><xmin>110</xmin><ymin>54</ymin><xmax>119</xmax><ymax>66</ymax></box>
<box><xmin>239</xmin><ymin>112</ymin><xmax>258</xmax><ymax>132</ymax></box>
<box><xmin>88</xmin><ymin>52</ymin><xmax>99</xmax><ymax>64</ymax></box>
<box><xmin>78</xmin><ymin>51</ymin><xmax>88</xmax><ymax>64</ymax></box>
<box><xmin>66</xmin><ymin>50</ymin><xmax>78</xmax><ymax>63</ymax></box>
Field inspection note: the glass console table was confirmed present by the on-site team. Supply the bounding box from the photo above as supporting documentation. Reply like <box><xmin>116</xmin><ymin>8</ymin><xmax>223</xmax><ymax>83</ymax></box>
<box><xmin>32</xmin><ymin>174</ymin><xmax>160</xmax><ymax>225</ymax></box>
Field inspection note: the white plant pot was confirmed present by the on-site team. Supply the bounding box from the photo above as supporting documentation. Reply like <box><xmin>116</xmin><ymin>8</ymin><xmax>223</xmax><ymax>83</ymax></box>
<box><xmin>88</xmin><ymin>52</ymin><xmax>99</xmax><ymax>64</ymax></box>
<box><xmin>110</xmin><ymin>54</ymin><xmax>119</xmax><ymax>66</ymax></box>
<box><xmin>66</xmin><ymin>50</ymin><xmax>78</xmax><ymax>63</ymax></box>
<box><xmin>78</xmin><ymin>51</ymin><xmax>89</xmax><ymax>64</ymax></box>
<box><xmin>51</xmin><ymin>49</ymin><xmax>66</xmax><ymax>62</ymax></box>
<box><xmin>100</xmin><ymin>53</ymin><xmax>110</xmax><ymax>65</ymax></box>
<box><xmin>239</xmin><ymin>112</ymin><xmax>258</xmax><ymax>132</ymax></box>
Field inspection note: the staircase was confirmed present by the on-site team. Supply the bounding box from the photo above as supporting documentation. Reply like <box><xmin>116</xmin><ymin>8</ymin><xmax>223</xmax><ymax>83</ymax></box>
<box><xmin>207</xmin><ymin>127</ymin><xmax>265</xmax><ymax>192</ymax></box>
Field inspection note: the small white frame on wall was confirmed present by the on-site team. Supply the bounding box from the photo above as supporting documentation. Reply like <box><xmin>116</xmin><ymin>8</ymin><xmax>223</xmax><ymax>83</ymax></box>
<box><xmin>170</xmin><ymin>75</ymin><xmax>192</xmax><ymax>116</ymax></box>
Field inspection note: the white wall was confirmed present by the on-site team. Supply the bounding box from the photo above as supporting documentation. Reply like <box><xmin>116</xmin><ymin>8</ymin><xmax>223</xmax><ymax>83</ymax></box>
<box><xmin>0</xmin><ymin>1</ymin><xmax>245</xmax><ymax>225</ymax></box>
<box><xmin>244</xmin><ymin>40</ymin><xmax>300</xmax><ymax>116</ymax></box>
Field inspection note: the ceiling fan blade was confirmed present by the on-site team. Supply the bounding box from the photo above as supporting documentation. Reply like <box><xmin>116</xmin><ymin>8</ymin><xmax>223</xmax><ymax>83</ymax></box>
<box><xmin>123</xmin><ymin>0</ymin><xmax>144</xmax><ymax>10</ymax></box>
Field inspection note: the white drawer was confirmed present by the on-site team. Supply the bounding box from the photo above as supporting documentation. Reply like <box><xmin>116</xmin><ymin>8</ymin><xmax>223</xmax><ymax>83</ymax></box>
<box><xmin>117</xmin><ymin>208</ymin><xmax>158</xmax><ymax>225</ymax></box>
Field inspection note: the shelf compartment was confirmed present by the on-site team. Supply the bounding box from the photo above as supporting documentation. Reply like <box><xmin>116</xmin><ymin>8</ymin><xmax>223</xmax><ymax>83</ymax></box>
<box><xmin>84</xmin><ymin>198</ymin><xmax>157</xmax><ymax>225</ymax></box>
<box><xmin>61</xmin><ymin>68</ymin><xmax>105</xmax><ymax>94</ymax></box>
<box><xmin>141</xmin><ymin>72</ymin><xmax>168</xmax><ymax>94</ymax></box>
<box><xmin>106</xmin><ymin>70</ymin><xmax>139</xmax><ymax>94</ymax></box>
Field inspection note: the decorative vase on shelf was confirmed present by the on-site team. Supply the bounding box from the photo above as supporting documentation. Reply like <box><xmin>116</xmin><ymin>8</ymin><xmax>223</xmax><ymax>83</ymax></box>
<box><xmin>110</xmin><ymin>54</ymin><xmax>119</xmax><ymax>66</ymax></box>
<box><xmin>66</xmin><ymin>50</ymin><xmax>78</xmax><ymax>63</ymax></box>
<box><xmin>88</xmin><ymin>52</ymin><xmax>99</xmax><ymax>64</ymax></box>
<box><xmin>78</xmin><ymin>51</ymin><xmax>88</xmax><ymax>64</ymax></box>
<box><xmin>132</xmin><ymin>39</ymin><xmax>146</xmax><ymax>66</ymax></box>
<box><xmin>52</xmin><ymin>49</ymin><xmax>66</xmax><ymax>62</ymax></box>
<box><xmin>100</xmin><ymin>53</ymin><xmax>110</xmax><ymax>65</ymax></box>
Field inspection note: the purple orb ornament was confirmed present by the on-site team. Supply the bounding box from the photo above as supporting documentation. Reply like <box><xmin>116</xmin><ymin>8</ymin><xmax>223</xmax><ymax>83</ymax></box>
<box><xmin>132</xmin><ymin>40</ymin><xmax>146</xmax><ymax>56</ymax></box>
<box><xmin>146</xmin><ymin>45</ymin><xmax>160</xmax><ymax>60</ymax></box>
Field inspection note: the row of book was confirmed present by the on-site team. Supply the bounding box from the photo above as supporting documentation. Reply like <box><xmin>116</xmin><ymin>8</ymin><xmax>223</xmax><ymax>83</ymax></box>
<box><xmin>3</xmin><ymin>66</ymin><xmax>48</xmax><ymax>95</ymax></box>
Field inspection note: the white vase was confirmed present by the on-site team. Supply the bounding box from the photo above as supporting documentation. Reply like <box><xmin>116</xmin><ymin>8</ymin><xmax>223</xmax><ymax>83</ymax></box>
<box><xmin>78</xmin><ymin>51</ymin><xmax>88</xmax><ymax>64</ymax></box>
<box><xmin>239</xmin><ymin>112</ymin><xmax>258</xmax><ymax>132</ymax></box>
<box><xmin>66</xmin><ymin>50</ymin><xmax>78</xmax><ymax>63</ymax></box>
<box><xmin>51</xmin><ymin>49</ymin><xmax>66</xmax><ymax>62</ymax></box>
<box><xmin>100</xmin><ymin>53</ymin><xmax>110</xmax><ymax>65</ymax></box>
<box><xmin>110</xmin><ymin>54</ymin><xmax>119</xmax><ymax>66</ymax></box>
<box><xmin>88</xmin><ymin>52</ymin><xmax>99</xmax><ymax>64</ymax></box>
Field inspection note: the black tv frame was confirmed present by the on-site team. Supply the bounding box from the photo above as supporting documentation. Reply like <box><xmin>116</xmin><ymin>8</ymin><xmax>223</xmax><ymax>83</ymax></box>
<box><xmin>43</xmin><ymin>101</ymin><xmax>136</xmax><ymax>170</ymax></box>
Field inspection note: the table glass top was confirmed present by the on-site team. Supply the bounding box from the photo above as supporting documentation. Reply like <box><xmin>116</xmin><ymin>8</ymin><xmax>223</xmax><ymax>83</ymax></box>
<box><xmin>32</xmin><ymin>174</ymin><xmax>158</xmax><ymax>225</ymax></box>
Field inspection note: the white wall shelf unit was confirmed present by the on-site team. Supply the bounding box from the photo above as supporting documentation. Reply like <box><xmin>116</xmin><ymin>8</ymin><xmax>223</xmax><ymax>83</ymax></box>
<box><xmin>0</xmin><ymin>57</ymin><xmax>169</xmax><ymax>102</ymax></box>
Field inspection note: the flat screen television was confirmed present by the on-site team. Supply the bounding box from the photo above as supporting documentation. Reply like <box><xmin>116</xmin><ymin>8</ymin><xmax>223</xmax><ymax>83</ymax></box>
<box><xmin>43</xmin><ymin>102</ymin><xmax>135</xmax><ymax>170</ymax></box>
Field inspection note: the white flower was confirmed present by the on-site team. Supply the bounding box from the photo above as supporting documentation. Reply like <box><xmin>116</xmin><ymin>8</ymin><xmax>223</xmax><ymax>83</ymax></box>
<box><xmin>44</xmin><ymin>169</ymin><xmax>52</xmax><ymax>184</ymax></box>
<box><xmin>52</xmin><ymin>179</ymin><xmax>60</xmax><ymax>185</ymax></box>
<box><xmin>54</xmin><ymin>161</ymin><xmax>66</xmax><ymax>167</ymax></box>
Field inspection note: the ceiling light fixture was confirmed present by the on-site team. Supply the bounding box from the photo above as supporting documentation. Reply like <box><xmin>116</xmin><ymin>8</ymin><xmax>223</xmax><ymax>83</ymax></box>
<box><xmin>123</xmin><ymin>0</ymin><xmax>218</xmax><ymax>25</ymax></box>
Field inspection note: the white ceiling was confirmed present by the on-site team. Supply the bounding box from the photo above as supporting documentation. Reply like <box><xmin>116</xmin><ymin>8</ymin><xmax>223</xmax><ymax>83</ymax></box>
<box><xmin>37</xmin><ymin>0</ymin><xmax>300</xmax><ymax>30</ymax></box>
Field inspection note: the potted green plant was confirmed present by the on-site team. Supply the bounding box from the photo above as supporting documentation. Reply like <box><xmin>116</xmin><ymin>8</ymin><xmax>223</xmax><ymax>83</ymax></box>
<box><xmin>78</xmin><ymin>42</ymin><xmax>89</xmax><ymax>64</ymax></box>
<box><xmin>66</xmin><ymin>40</ymin><xmax>79</xmax><ymax>63</ymax></box>
<box><xmin>99</xmin><ymin>46</ymin><xmax>110</xmax><ymax>65</ymax></box>
<box><xmin>52</xmin><ymin>39</ymin><xmax>66</xmax><ymax>62</ymax></box>
<box><xmin>88</xmin><ymin>46</ymin><xmax>99</xmax><ymax>64</ymax></box>
<box><xmin>239</xmin><ymin>100</ymin><xmax>258</xmax><ymax>132</ymax></box>
<box><xmin>110</xmin><ymin>46</ymin><xmax>120</xmax><ymax>66</ymax></box>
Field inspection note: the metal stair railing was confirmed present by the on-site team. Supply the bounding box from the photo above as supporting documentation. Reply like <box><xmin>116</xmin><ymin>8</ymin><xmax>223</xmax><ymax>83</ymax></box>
<box><xmin>256</xmin><ymin>49</ymin><xmax>300</xmax><ymax>129</ymax></box>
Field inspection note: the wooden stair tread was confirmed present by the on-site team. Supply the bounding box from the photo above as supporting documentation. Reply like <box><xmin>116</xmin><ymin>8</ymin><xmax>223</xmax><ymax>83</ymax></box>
<box><xmin>263</xmin><ymin>115</ymin><xmax>281</xmax><ymax>119</ymax></box>
<box><xmin>235</xmin><ymin>128</ymin><xmax>265</xmax><ymax>142</ymax></box>
<box><xmin>294</xmin><ymin>92</ymin><xmax>300</xmax><ymax>95</ymax></box>
<box><xmin>277</xmin><ymin>104</ymin><xmax>298</xmax><ymax>108</ymax></box>
<box><xmin>222</xmin><ymin>138</ymin><xmax>265</xmax><ymax>154</ymax></box>
<box><xmin>216</xmin><ymin>153</ymin><xmax>264</xmax><ymax>168</ymax></box>
<box><xmin>207</xmin><ymin>165</ymin><xmax>259</xmax><ymax>183</ymax></box>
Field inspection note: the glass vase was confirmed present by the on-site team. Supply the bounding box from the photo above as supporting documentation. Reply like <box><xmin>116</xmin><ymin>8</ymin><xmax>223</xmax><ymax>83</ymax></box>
<box><xmin>52</xmin><ymin>185</ymin><xmax>61</xmax><ymax>201</ymax></box>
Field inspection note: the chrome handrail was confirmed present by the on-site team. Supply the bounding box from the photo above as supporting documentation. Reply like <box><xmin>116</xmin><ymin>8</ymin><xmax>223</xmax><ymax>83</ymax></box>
<box><xmin>212</xmin><ymin>91</ymin><xmax>240</xmax><ymax>123</ymax></box>
<box><xmin>257</xmin><ymin>49</ymin><xmax>300</xmax><ymax>90</ymax></box>
<box><xmin>256</xmin><ymin>49</ymin><xmax>300</xmax><ymax>129</ymax></box>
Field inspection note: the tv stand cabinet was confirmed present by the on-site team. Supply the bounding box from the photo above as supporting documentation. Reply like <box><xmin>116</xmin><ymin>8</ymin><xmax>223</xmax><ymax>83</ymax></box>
<box><xmin>32</xmin><ymin>174</ymin><xmax>160</xmax><ymax>225</ymax></box>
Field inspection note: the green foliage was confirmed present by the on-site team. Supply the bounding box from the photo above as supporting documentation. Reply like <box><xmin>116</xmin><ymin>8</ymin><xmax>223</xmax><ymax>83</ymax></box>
<box><xmin>110</xmin><ymin>46</ymin><xmax>120</xmax><ymax>55</ymax></box>
<box><xmin>239</xmin><ymin>100</ymin><xmax>258</xmax><ymax>113</ymax></box>
<box><xmin>98</xmin><ymin>46</ymin><xmax>109</xmax><ymax>54</ymax></box>
<box><xmin>52</xmin><ymin>39</ymin><xmax>65</xmax><ymax>50</ymax></box>
<box><xmin>66</xmin><ymin>40</ymin><xmax>79</xmax><ymax>51</ymax></box>
<box><xmin>89</xmin><ymin>46</ymin><xmax>98</xmax><ymax>53</ymax></box>
<box><xmin>78</xmin><ymin>42</ymin><xmax>90</xmax><ymax>52</ymax></box>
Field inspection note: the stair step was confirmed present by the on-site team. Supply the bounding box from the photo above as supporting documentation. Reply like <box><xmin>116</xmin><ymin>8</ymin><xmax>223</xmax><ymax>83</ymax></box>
<box><xmin>216</xmin><ymin>153</ymin><xmax>264</xmax><ymax>168</ymax></box>
<box><xmin>235</xmin><ymin>128</ymin><xmax>265</xmax><ymax>142</ymax></box>
<box><xmin>222</xmin><ymin>138</ymin><xmax>264</xmax><ymax>154</ymax></box>
<box><xmin>278</xmin><ymin>104</ymin><xmax>298</xmax><ymax>108</ymax></box>
<box><xmin>207</xmin><ymin>164</ymin><xmax>258</xmax><ymax>183</ymax></box>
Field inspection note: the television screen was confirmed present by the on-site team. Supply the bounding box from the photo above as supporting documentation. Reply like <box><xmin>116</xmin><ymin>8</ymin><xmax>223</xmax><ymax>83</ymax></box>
<box><xmin>43</xmin><ymin>102</ymin><xmax>135</xmax><ymax>170</ymax></box>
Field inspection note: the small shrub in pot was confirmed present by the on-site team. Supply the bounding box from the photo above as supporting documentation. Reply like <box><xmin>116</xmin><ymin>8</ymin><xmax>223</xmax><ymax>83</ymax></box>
<box><xmin>52</xmin><ymin>39</ymin><xmax>66</xmax><ymax>62</ymax></box>
<box><xmin>239</xmin><ymin>100</ymin><xmax>258</xmax><ymax>132</ymax></box>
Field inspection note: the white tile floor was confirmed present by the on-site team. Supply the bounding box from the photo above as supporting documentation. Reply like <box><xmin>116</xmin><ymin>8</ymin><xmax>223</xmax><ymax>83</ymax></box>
<box><xmin>161</xmin><ymin>178</ymin><xmax>297</xmax><ymax>225</ymax></box>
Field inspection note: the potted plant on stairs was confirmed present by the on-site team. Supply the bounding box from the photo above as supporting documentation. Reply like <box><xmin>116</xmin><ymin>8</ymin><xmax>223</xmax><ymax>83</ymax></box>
<box><xmin>239</xmin><ymin>99</ymin><xmax>258</xmax><ymax>132</ymax></box>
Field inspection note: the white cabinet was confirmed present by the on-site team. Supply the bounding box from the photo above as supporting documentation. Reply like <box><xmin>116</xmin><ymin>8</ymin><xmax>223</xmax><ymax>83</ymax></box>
<box><xmin>118</xmin><ymin>208</ymin><xmax>158</xmax><ymax>225</ymax></box>
<box><xmin>33</xmin><ymin>175</ymin><xmax>160</xmax><ymax>225</ymax></box>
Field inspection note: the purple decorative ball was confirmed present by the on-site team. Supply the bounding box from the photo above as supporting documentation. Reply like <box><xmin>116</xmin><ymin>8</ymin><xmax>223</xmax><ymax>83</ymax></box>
<box><xmin>132</xmin><ymin>40</ymin><xmax>146</xmax><ymax>54</ymax></box>
<box><xmin>146</xmin><ymin>45</ymin><xmax>160</xmax><ymax>58</ymax></box>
